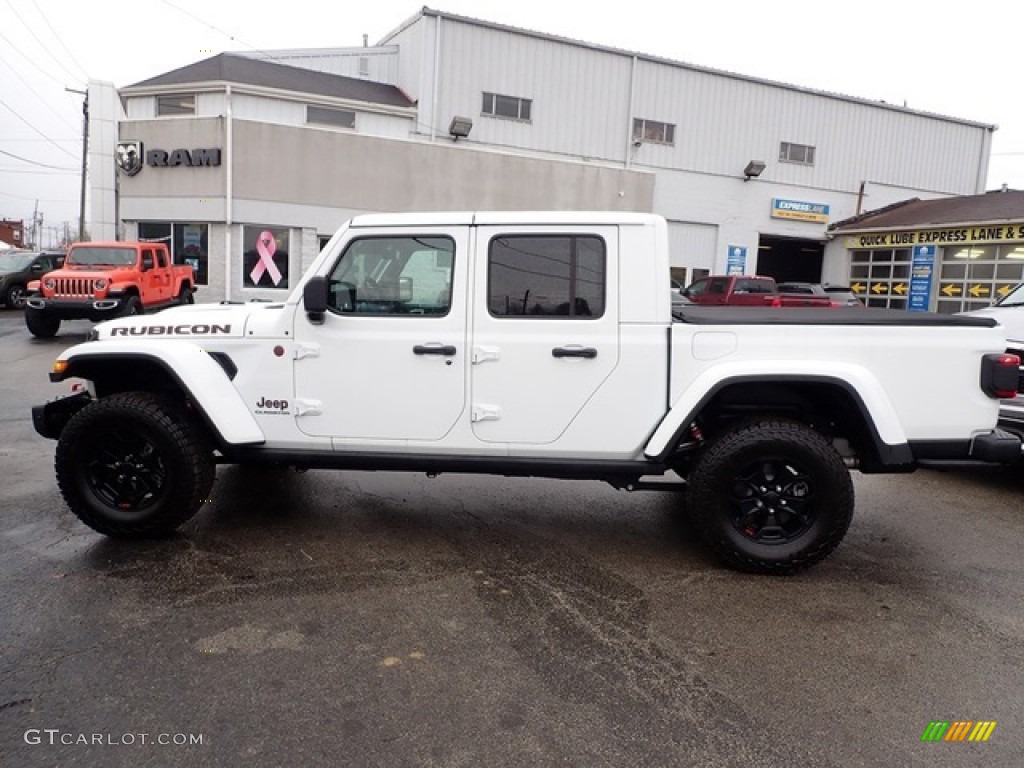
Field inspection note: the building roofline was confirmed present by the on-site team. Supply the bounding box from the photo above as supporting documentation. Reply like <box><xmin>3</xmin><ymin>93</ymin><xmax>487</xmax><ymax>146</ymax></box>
<box><xmin>383</xmin><ymin>7</ymin><xmax>997</xmax><ymax>132</ymax></box>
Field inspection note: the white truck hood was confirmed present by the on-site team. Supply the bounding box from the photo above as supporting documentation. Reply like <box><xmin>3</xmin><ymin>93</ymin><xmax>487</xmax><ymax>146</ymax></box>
<box><xmin>92</xmin><ymin>302</ymin><xmax>284</xmax><ymax>340</ymax></box>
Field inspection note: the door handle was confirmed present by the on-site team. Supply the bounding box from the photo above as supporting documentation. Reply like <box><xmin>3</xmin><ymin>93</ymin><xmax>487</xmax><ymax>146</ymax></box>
<box><xmin>552</xmin><ymin>346</ymin><xmax>597</xmax><ymax>359</ymax></box>
<box><xmin>413</xmin><ymin>344</ymin><xmax>457</xmax><ymax>356</ymax></box>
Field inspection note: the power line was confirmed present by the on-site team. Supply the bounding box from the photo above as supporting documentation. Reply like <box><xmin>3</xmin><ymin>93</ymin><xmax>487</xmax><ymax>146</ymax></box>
<box><xmin>0</xmin><ymin>167</ymin><xmax>79</xmax><ymax>175</ymax></box>
<box><xmin>30</xmin><ymin>0</ymin><xmax>90</xmax><ymax>81</ymax></box>
<box><xmin>0</xmin><ymin>50</ymin><xmax>81</xmax><ymax>133</ymax></box>
<box><xmin>3</xmin><ymin>0</ymin><xmax>86</xmax><ymax>85</ymax></box>
<box><xmin>0</xmin><ymin>97</ymin><xmax>79</xmax><ymax>161</ymax></box>
<box><xmin>0</xmin><ymin>188</ymin><xmax>77</xmax><ymax>203</ymax></box>
<box><xmin>0</xmin><ymin>148</ymin><xmax>78</xmax><ymax>170</ymax></box>
<box><xmin>159</xmin><ymin>0</ymin><xmax>279</xmax><ymax>58</ymax></box>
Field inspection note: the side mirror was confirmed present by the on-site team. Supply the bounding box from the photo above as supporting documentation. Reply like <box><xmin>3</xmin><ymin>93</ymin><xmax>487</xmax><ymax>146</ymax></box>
<box><xmin>304</xmin><ymin>275</ymin><xmax>329</xmax><ymax>323</ymax></box>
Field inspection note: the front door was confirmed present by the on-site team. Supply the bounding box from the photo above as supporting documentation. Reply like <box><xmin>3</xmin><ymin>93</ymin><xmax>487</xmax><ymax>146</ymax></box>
<box><xmin>293</xmin><ymin>227</ymin><xmax>468</xmax><ymax>441</ymax></box>
<box><xmin>470</xmin><ymin>226</ymin><xmax>620</xmax><ymax>444</ymax></box>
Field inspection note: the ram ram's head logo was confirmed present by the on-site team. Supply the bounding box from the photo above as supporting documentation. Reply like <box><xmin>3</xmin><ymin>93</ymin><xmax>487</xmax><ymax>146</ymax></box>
<box><xmin>115</xmin><ymin>140</ymin><xmax>143</xmax><ymax>176</ymax></box>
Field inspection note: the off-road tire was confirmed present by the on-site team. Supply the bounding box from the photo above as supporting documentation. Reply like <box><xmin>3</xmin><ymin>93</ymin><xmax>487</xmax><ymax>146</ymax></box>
<box><xmin>55</xmin><ymin>392</ymin><xmax>215</xmax><ymax>537</ymax></box>
<box><xmin>25</xmin><ymin>308</ymin><xmax>60</xmax><ymax>338</ymax></box>
<box><xmin>3</xmin><ymin>283</ymin><xmax>26</xmax><ymax>308</ymax></box>
<box><xmin>120</xmin><ymin>295</ymin><xmax>142</xmax><ymax>317</ymax></box>
<box><xmin>177</xmin><ymin>285</ymin><xmax>194</xmax><ymax>305</ymax></box>
<box><xmin>687</xmin><ymin>418</ymin><xmax>854</xmax><ymax>574</ymax></box>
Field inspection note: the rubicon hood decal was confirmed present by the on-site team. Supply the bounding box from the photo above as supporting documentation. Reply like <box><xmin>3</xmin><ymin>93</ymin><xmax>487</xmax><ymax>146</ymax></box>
<box><xmin>95</xmin><ymin>305</ymin><xmax>255</xmax><ymax>339</ymax></box>
<box><xmin>109</xmin><ymin>323</ymin><xmax>233</xmax><ymax>336</ymax></box>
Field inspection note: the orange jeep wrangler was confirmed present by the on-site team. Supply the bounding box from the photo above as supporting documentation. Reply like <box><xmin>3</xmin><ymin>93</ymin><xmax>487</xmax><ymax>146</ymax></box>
<box><xmin>24</xmin><ymin>242</ymin><xmax>195</xmax><ymax>338</ymax></box>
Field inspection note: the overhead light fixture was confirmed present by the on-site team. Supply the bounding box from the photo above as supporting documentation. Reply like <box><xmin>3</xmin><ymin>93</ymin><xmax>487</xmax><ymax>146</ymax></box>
<box><xmin>743</xmin><ymin>160</ymin><xmax>766</xmax><ymax>181</ymax></box>
<box><xmin>953</xmin><ymin>248</ymin><xmax>986</xmax><ymax>259</ymax></box>
<box><xmin>448</xmin><ymin>116</ymin><xmax>473</xmax><ymax>141</ymax></box>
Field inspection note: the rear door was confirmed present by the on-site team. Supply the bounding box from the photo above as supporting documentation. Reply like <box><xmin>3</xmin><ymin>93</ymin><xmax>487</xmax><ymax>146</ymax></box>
<box><xmin>470</xmin><ymin>226</ymin><xmax>619</xmax><ymax>445</ymax></box>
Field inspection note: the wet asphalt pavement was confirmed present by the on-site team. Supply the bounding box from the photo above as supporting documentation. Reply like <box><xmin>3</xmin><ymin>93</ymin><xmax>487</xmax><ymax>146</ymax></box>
<box><xmin>1</xmin><ymin>311</ymin><xmax>1022</xmax><ymax>767</ymax></box>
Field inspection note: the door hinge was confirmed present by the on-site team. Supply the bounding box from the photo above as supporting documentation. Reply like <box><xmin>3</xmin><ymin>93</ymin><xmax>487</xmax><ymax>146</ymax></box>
<box><xmin>293</xmin><ymin>399</ymin><xmax>322</xmax><ymax>416</ymax></box>
<box><xmin>472</xmin><ymin>345</ymin><xmax>501</xmax><ymax>365</ymax></box>
<box><xmin>471</xmin><ymin>404</ymin><xmax>501</xmax><ymax>422</ymax></box>
<box><xmin>294</xmin><ymin>343</ymin><xmax>320</xmax><ymax>360</ymax></box>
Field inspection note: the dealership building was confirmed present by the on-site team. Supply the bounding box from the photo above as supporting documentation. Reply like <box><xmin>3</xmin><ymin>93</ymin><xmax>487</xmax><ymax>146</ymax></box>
<box><xmin>85</xmin><ymin>7</ymin><xmax>1008</xmax><ymax>309</ymax></box>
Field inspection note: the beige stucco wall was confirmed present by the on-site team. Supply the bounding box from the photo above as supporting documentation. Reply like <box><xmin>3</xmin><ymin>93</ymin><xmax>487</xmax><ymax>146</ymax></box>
<box><xmin>230</xmin><ymin>120</ymin><xmax>654</xmax><ymax>213</ymax></box>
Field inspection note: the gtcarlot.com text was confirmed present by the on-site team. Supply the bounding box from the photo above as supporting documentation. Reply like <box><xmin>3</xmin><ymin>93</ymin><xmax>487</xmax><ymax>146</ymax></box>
<box><xmin>24</xmin><ymin>729</ymin><xmax>204</xmax><ymax>746</ymax></box>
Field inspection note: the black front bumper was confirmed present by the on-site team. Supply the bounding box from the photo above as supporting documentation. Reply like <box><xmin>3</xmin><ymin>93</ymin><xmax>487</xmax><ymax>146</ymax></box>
<box><xmin>32</xmin><ymin>391</ymin><xmax>92</xmax><ymax>439</ymax></box>
<box><xmin>24</xmin><ymin>295</ymin><xmax>126</xmax><ymax>320</ymax></box>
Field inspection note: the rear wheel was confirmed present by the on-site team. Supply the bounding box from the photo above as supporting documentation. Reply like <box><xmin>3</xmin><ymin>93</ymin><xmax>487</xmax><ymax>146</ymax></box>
<box><xmin>177</xmin><ymin>285</ymin><xmax>194</xmax><ymax>305</ymax></box>
<box><xmin>55</xmin><ymin>392</ymin><xmax>215</xmax><ymax>537</ymax></box>
<box><xmin>25</xmin><ymin>308</ymin><xmax>60</xmax><ymax>338</ymax></box>
<box><xmin>687</xmin><ymin>419</ymin><xmax>854</xmax><ymax>574</ymax></box>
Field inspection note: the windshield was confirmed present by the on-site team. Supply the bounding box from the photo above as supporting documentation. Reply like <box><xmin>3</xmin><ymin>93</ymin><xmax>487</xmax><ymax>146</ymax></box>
<box><xmin>0</xmin><ymin>251</ymin><xmax>36</xmax><ymax>271</ymax></box>
<box><xmin>67</xmin><ymin>246</ymin><xmax>136</xmax><ymax>267</ymax></box>
<box><xmin>995</xmin><ymin>282</ymin><xmax>1024</xmax><ymax>307</ymax></box>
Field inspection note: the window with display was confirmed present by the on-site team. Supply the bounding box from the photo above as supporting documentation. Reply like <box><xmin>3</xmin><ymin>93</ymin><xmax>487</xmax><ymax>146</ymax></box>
<box><xmin>243</xmin><ymin>227</ymin><xmax>290</xmax><ymax>289</ymax></box>
<box><xmin>138</xmin><ymin>222</ymin><xmax>209</xmax><ymax>285</ymax></box>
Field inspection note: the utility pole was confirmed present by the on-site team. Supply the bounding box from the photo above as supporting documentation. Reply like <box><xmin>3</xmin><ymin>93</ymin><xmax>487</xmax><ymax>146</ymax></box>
<box><xmin>66</xmin><ymin>87</ymin><xmax>88</xmax><ymax>242</ymax></box>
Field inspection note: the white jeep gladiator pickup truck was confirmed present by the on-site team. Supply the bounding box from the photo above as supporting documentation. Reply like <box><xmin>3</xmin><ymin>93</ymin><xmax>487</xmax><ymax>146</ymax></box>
<box><xmin>33</xmin><ymin>212</ymin><xmax>1022</xmax><ymax>573</ymax></box>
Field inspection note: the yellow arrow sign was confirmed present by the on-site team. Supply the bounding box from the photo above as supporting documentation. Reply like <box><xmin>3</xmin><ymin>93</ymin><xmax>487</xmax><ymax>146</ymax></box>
<box><xmin>850</xmin><ymin>282</ymin><xmax>866</xmax><ymax>294</ymax></box>
<box><xmin>968</xmin><ymin>284</ymin><xmax>990</xmax><ymax>298</ymax></box>
<box><xmin>892</xmin><ymin>283</ymin><xmax>908</xmax><ymax>295</ymax></box>
<box><xmin>998</xmin><ymin>284</ymin><xmax>1013</xmax><ymax>297</ymax></box>
<box><xmin>871</xmin><ymin>283</ymin><xmax>887</xmax><ymax>294</ymax></box>
<box><xmin>941</xmin><ymin>283</ymin><xmax>962</xmax><ymax>297</ymax></box>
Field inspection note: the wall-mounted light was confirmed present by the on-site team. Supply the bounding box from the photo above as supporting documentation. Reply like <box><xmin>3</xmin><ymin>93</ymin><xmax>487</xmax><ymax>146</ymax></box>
<box><xmin>743</xmin><ymin>160</ymin><xmax>766</xmax><ymax>181</ymax></box>
<box><xmin>448</xmin><ymin>116</ymin><xmax>473</xmax><ymax>141</ymax></box>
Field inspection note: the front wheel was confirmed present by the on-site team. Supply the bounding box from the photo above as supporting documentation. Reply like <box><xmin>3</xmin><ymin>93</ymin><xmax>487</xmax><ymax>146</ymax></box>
<box><xmin>55</xmin><ymin>392</ymin><xmax>215</xmax><ymax>537</ymax></box>
<box><xmin>25</xmin><ymin>308</ymin><xmax>60</xmax><ymax>338</ymax></box>
<box><xmin>687</xmin><ymin>419</ymin><xmax>854</xmax><ymax>574</ymax></box>
<box><xmin>120</xmin><ymin>295</ymin><xmax>142</xmax><ymax>317</ymax></box>
<box><xmin>3</xmin><ymin>283</ymin><xmax>26</xmax><ymax>308</ymax></box>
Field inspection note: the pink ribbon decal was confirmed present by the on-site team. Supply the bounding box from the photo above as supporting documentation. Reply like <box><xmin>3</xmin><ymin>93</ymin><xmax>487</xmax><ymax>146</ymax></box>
<box><xmin>250</xmin><ymin>230</ymin><xmax>283</xmax><ymax>286</ymax></box>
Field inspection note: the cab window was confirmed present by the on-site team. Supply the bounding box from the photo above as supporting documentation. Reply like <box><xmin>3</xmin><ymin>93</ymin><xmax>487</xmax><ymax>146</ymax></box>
<box><xmin>326</xmin><ymin>236</ymin><xmax>454</xmax><ymax>316</ymax></box>
<box><xmin>487</xmin><ymin>235</ymin><xmax>605</xmax><ymax>318</ymax></box>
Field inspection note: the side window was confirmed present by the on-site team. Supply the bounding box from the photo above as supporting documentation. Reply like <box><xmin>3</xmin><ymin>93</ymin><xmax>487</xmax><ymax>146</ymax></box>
<box><xmin>141</xmin><ymin>249</ymin><xmax>155</xmax><ymax>270</ymax></box>
<box><xmin>686</xmin><ymin>278</ymin><xmax>708</xmax><ymax>297</ymax></box>
<box><xmin>707</xmin><ymin>281</ymin><xmax>726</xmax><ymax>295</ymax></box>
<box><xmin>326</xmin><ymin>236</ymin><xmax>454</xmax><ymax>316</ymax></box>
<box><xmin>155</xmin><ymin>249</ymin><xmax>168</xmax><ymax>268</ymax></box>
<box><xmin>488</xmin><ymin>235</ymin><xmax>605</xmax><ymax>318</ymax></box>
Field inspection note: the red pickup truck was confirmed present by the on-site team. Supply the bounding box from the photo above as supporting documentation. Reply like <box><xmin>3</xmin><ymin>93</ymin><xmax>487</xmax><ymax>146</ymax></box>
<box><xmin>24</xmin><ymin>241</ymin><xmax>195</xmax><ymax>338</ymax></box>
<box><xmin>682</xmin><ymin>275</ymin><xmax>835</xmax><ymax>307</ymax></box>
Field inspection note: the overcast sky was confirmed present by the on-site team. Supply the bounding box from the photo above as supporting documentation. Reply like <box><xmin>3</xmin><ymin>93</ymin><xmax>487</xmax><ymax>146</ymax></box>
<box><xmin>2</xmin><ymin>0</ymin><xmax>1022</xmax><ymax>239</ymax></box>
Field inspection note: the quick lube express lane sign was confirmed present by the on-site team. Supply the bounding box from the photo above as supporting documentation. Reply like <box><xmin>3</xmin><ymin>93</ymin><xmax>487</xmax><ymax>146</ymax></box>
<box><xmin>845</xmin><ymin>224</ymin><xmax>1024</xmax><ymax>248</ymax></box>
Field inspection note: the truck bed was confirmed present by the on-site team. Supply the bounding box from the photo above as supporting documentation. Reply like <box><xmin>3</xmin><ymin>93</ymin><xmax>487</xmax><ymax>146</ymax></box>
<box><xmin>674</xmin><ymin>305</ymin><xmax>999</xmax><ymax>328</ymax></box>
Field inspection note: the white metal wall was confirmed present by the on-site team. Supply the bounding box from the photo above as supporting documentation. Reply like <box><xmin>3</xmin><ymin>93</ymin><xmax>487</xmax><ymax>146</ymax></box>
<box><xmin>388</xmin><ymin>12</ymin><xmax>992</xmax><ymax>197</ymax></box>
<box><xmin>666</xmin><ymin>221</ymin><xmax>716</xmax><ymax>270</ymax></box>
<box><xmin>248</xmin><ymin>47</ymin><xmax>401</xmax><ymax>84</ymax></box>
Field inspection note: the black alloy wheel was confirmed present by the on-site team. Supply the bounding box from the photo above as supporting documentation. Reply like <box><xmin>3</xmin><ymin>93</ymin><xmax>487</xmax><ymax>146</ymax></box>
<box><xmin>687</xmin><ymin>419</ymin><xmax>854</xmax><ymax>574</ymax></box>
<box><xmin>55</xmin><ymin>392</ymin><xmax>214</xmax><ymax>537</ymax></box>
